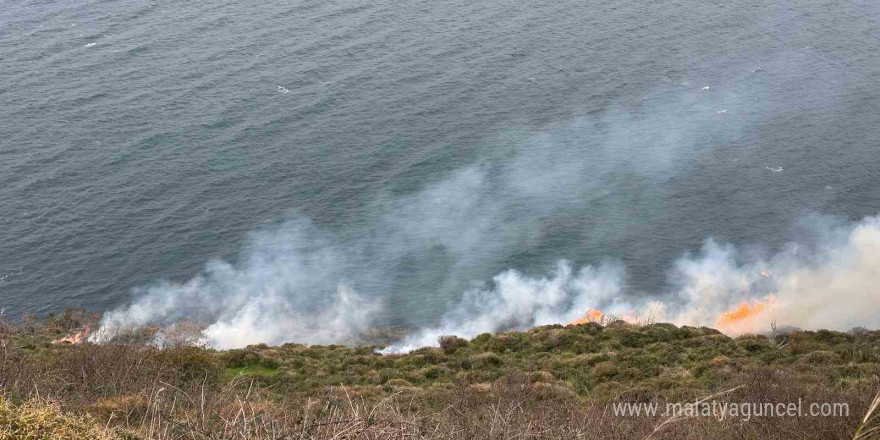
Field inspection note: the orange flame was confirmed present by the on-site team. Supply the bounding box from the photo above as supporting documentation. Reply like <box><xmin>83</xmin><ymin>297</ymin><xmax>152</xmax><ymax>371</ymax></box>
<box><xmin>716</xmin><ymin>296</ymin><xmax>773</xmax><ymax>334</ymax></box>
<box><xmin>55</xmin><ymin>326</ymin><xmax>89</xmax><ymax>345</ymax></box>
<box><xmin>567</xmin><ymin>296</ymin><xmax>774</xmax><ymax>334</ymax></box>
<box><xmin>568</xmin><ymin>308</ymin><xmax>604</xmax><ymax>326</ymax></box>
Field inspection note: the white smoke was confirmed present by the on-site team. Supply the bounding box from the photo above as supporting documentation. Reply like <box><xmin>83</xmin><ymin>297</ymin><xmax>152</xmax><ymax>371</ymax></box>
<box><xmin>96</xmin><ymin>81</ymin><xmax>718</xmax><ymax>348</ymax></box>
<box><xmin>660</xmin><ymin>215</ymin><xmax>880</xmax><ymax>333</ymax></box>
<box><xmin>382</xmin><ymin>214</ymin><xmax>880</xmax><ymax>352</ymax></box>
<box><xmin>383</xmin><ymin>261</ymin><xmax>626</xmax><ymax>353</ymax></box>
<box><xmin>96</xmin><ymin>211</ymin><xmax>880</xmax><ymax>350</ymax></box>
<box><xmin>93</xmin><ymin>219</ymin><xmax>380</xmax><ymax>347</ymax></box>
<box><xmin>202</xmin><ymin>285</ymin><xmax>376</xmax><ymax>349</ymax></box>
<box><xmin>94</xmin><ymin>55</ymin><xmax>877</xmax><ymax>350</ymax></box>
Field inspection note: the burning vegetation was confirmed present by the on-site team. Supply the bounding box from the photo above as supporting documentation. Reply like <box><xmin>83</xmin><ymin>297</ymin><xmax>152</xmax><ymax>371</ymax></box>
<box><xmin>568</xmin><ymin>293</ymin><xmax>777</xmax><ymax>337</ymax></box>
<box><xmin>716</xmin><ymin>296</ymin><xmax>775</xmax><ymax>335</ymax></box>
<box><xmin>567</xmin><ymin>308</ymin><xmax>604</xmax><ymax>325</ymax></box>
<box><xmin>54</xmin><ymin>325</ymin><xmax>89</xmax><ymax>345</ymax></box>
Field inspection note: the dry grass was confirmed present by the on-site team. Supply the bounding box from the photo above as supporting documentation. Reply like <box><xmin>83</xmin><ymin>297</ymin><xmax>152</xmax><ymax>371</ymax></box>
<box><xmin>2</xmin><ymin>374</ymin><xmax>874</xmax><ymax>440</ymax></box>
<box><xmin>0</xmin><ymin>396</ymin><xmax>113</xmax><ymax>440</ymax></box>
<box><xmin>1</xmin><ymin>312</ymin><xmax>878</xmax><ymax>439</ymax></box>
<box><xmin>854</xmin><ymin>391</ymin><xmax>880</xmax><ymax>440</ymax></box>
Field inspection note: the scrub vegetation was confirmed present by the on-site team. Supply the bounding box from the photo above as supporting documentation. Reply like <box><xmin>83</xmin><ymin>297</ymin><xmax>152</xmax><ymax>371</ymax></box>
<box><xmin>1</xmin><ymin>308</ymin><xmax>878</xmax><ymax>439</ymax></box>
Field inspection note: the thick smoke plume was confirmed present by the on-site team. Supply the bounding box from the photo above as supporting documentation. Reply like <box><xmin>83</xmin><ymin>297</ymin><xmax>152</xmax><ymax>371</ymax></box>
<box><xmin>383</xmin><ymin>262</ymin><xmax>627</xmax><ymax>353</ymax></box>
<box><xmin>96</xmin><ymin>211</ymin><xmax>880</xmax><ymax>350</ymax></box>
<box><xmin>95</xmin><ymin>75</ymin><xmax>719</xmax><ymax>347</ymax></box>
<box><xmin>662</xmin><ymin>215</ymin><xmax>880</xmax><ymax>334</ymax></box>
<box><xmin>92</xmin><ymin>219</ymin><xmax>380</xmax><ymax>348</ymax></box>
<box><xmin>385</xmin><ymin>215</ymin><xmax>880</xmax><ymax>352</ymax></box>
<box><xmin>95</xmin><ymin>55</ymin><xmax>877</xmax><ymax>350</ymax></box>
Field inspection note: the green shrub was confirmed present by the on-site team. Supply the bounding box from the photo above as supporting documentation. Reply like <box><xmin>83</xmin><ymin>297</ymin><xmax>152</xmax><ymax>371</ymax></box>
<box><xmin>419</xmin><ymin>365</ymin><xmax>442</xmax><ymax>380</ymax></box>
<box><xmin>219</xmin><ymin>349</ymin><xmax>262</xmax><ymax>368</ymax></box>
<box><xmin>797</xmin><ymin>350</ymin><xmax>843</xmax><ymax>365</ymax></box>
<box><xmin>438</xmin><ymin>335</ymin><xmax>469</xmax><ymax>355</ymax></box>
<box><xmin>469</xmin><ymin>352</ymin><xmax>503</xmax><ymax>368</ymax></box>
<box><xmin>385</xmin><ymin>378</ymin><xmax>414</xmax><ymax>388</ymax></box>
<box><xmin>487</xmin><ymin>333</ymin><xmax>529</xmax><ymax>353</ymax></box>
<box><xmin>593</xmin><ymin>361</ymin><xmax>618</xmax><ymax>379</ymax></box>
<box><xmin>156</xmin><ymin>346</ymin><xmax>221</xmax><ymax>383</ymax></box>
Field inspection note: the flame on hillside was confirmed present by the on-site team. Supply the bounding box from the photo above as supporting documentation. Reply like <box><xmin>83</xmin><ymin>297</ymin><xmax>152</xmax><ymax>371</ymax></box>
<box><xmin>567</xmin><ymin>308</ymin><xmax>604</xmax><ymax>325</ymax></box>
<box><xmin>55</xmin><ymin>326</ymin><xmax>89</xmax><ymax>345</ymax></box>
<box><xmin>715</xmin><ymin>295</ymin><xmax>774</xmax><ymax>335</ymax></box>
<box><xmin>568</xmin><ymin>295</ymin><xmax>775</xmax><ymax>335</ymax></box>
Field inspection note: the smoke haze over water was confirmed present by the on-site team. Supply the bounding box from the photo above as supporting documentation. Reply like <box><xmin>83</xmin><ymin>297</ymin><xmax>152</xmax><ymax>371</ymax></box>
<box><xmin>96</xmin><ymin>208</ymin><xmax>880</xmax><ymax>350</ymax></box>
<box><xmin>94</xmin><ymin>55</ymin><xmax>880</xmax><ymax>349</ymax></box>
<box><xmin>4</xmin><ymin>0</ymin><xmax>880</xmax><ymax>342</ymax></box>
<box><xmin>386</xmin><ymin>214</ymin><xmax>880</xmax><ymax>352</ymax></box>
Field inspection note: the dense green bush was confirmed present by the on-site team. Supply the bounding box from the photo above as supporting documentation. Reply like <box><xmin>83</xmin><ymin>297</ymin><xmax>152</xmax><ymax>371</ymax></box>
<box><xmin>438</xmin><ymin>335</ymin><xmax>469</xmax><ymax>354</ymax></box>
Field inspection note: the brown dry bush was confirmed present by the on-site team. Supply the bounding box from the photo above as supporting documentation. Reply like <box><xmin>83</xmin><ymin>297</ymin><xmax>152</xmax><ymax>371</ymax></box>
<box><xmin>1</xmin><ymin>318</ymin><xmax>878</xmax><ymax>439</ymax></box>
<box><xmin>0</xmin><ymin>396</ymin><xmax>113</xmax><ymax>440</ymax></box>
<box><xmin>4</xmin><ymin>370</ymin><xmax>874</xmax><ymax>440</ymax></box>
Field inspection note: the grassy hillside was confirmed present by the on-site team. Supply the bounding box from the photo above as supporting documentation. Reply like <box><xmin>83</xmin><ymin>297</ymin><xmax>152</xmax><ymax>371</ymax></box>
<box><xmin>1</xmin><ymin>310</ymin><xmax>878</xmax><ymax>439</ymax></box>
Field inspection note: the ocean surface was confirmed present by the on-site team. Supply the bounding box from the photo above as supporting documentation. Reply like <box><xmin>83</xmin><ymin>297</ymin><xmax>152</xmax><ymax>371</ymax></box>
<box><xmin>1</xmin><ymin>0</ymin><xmax>879</xmax><ymax>333</ymax></box>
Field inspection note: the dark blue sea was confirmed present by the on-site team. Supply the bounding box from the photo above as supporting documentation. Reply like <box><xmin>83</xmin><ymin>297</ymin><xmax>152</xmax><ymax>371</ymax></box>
<box><xmin>1</xmin><ymin>0</ymin><xmax>878</xmax><ymax>343</ymax></box>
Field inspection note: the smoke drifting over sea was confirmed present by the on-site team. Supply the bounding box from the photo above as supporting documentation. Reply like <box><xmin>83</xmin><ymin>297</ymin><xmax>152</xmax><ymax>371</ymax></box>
<box><xmin>94</xmin><ymin>57</ymin><xmax>878</xmax><ymax>350</ymax></box>
<box><xmin>661</xmin><ymin>214</ymin><xmax>880</xmax><ymax>333</ymax></box>
<box><xmin>94</xmin><ymin>219</ymin><xmax>381</xmax><ymax>348</ymax></box>
<box><xmin>387</xmin><ymin>215</ymin><xmax>880</xmax><ymax>352</ymax></box>
<box><xmin>95</xmin><ymin>210</ymin><xmax>880</xmax><ymax>350</ymax></box>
